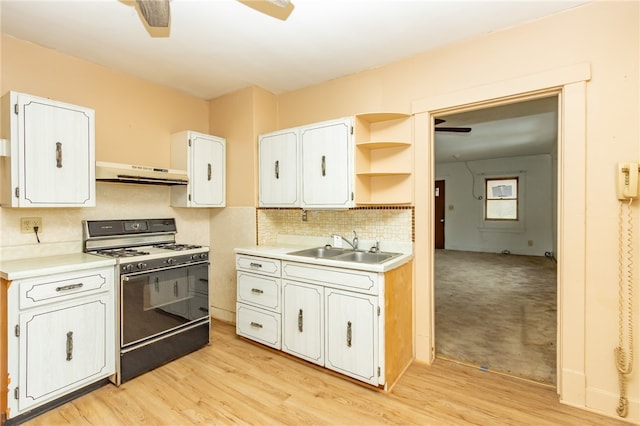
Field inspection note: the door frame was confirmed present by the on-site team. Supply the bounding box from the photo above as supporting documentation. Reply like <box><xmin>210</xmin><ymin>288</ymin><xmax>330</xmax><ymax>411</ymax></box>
<box><xmin>411</xmin><ymin>63</ymin><xmax>591</xmax><ymax>406</ymax></box>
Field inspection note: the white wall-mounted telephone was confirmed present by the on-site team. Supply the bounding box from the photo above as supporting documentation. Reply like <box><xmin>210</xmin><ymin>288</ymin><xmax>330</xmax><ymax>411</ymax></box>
<box><xmin>616</xmin><ymin>162</ymin><xmax>639</xmax><ymax>200</ymax></box>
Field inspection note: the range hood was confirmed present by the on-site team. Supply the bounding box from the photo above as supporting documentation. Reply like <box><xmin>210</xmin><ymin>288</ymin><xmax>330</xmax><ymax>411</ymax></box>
<box><xmin>95</xmin><ymin>161</ymin><xmax>188</xmax><ymax>185</ymax></box>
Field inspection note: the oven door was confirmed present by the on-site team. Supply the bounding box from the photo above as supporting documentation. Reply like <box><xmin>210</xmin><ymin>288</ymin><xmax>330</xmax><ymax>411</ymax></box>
<box><xmin>121</xmin><ymin>262</ymin><xmax>209</xmax><ymax>347</ymax></box>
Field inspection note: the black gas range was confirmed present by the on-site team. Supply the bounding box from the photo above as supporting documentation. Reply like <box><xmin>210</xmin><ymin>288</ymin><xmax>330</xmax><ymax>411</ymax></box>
<box><xmin>83</xmin><ymin>218</ymin><xmax>210</xmax><ymax>385</ymax></box>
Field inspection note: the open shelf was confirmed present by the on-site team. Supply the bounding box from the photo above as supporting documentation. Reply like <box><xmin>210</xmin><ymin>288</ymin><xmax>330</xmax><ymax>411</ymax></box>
<box><xmin>354</xmin><ymin>113</ymin><xmax>413</xmax><ymax>205</ymax></box>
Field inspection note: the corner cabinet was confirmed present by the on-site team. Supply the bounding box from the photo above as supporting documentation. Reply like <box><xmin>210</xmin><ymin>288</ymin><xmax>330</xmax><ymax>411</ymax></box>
<box><xmin>3</xmin><ymin>265</ymin><xmax>115</xmax><ymax>419</ymax></box>
<box><xmin>257</xmin><ymin>117</ymin><xmax>354</xmax><ymax>209</ymax></box>
<box><xmin>0</xmin><ymin>91</ymin><xmax>96</xmax><ymax>207</ymax></box>
<box><xmin>171</xmin><ymin>130</ymin><xmax>226</xmax><ymax>208</ymax></box>
<box><xmin>354</xmin><ymin>113</ymin><xmax>413</xmax><ymax>205</ymax></box>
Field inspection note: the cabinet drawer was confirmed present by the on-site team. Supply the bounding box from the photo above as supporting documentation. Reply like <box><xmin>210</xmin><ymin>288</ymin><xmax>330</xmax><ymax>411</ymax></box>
<box><xmin>282</xmin><ymin>262</ymin><xmax>378</xmax><ymax>294</ymax></box>
<box><xmin>236</xmin><ymin>304</ymin><xmax>281</xmax><ymax>350</ymax></box>
<box><xmin>236</xmin><ymin>255</ymin><xmax>281</xmax><ymax>277</ymax></box>
<box><xmin>19</xmin><ymin>267</ymin><xmax>114</xmax><ymax>309</ymax></box>
<box><xmin>237</xmin><ymin>272</ymin><xmax>281</xmax><ymax>312</ymax></box>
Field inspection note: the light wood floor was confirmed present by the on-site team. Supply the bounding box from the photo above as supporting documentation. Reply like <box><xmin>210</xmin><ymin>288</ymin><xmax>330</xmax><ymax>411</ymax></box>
<box><xmin>23</xmin><ymin>320</ymin><xmax>626</xmax><ymax>426</ymax></box>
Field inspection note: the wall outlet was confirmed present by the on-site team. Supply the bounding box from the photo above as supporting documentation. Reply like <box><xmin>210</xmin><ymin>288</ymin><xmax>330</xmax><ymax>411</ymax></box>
<box><xmin>21</xmin><ymin>217</ymin><xmax>42</xmax><ymax>233</ymax></box>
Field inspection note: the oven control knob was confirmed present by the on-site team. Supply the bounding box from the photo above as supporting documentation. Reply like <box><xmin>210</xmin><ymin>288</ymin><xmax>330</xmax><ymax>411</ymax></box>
<box><xmin>122</xmin><ymin>264</ymin><xmax>133</xmax><ymax>272</ymax></box>
<box><xmin>190</xmin><ymin>254</ymin><xmax>200</xmax><ymax>261</ymax></box>
<box><xmin>137</xmin><ymin>262</ymin><xmax>147</xmax><ymax>270</ymax></box>
<box><xmin>199</xmin><ymin>253</ymin><xmax>208</xmax><ymax>260</ymax></box>
<box><xmin>166</xmin><ymin>258</ymin><xmax>176</xmax><ymax>265</ymax></box>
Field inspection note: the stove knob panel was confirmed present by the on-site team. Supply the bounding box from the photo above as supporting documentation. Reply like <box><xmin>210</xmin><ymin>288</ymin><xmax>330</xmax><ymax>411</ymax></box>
<box><xmin>137</xmin><ymin>262</ymin><xmax>147</xmax><ymax>270</ymax></box>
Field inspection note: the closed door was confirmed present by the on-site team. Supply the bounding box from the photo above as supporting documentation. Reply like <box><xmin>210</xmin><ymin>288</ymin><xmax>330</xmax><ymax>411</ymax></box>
<box><xmin>435</xmin><ymin>180</ymin><xmax>445</xmax><ymax>249</ymax></box>
<box><xmin>259</xmin><ymin>130</ymin><xmax>299</xmax><ymax>206</ymax></box>
<box><xmin>191</xmin><ymin>134</ymin><xmax>225</xmax><ymax>206</ymax></box>
<box><xmin>282</xmin><ymin>280</ymin><xmax>324</xmax><ymax>365</ymax></box>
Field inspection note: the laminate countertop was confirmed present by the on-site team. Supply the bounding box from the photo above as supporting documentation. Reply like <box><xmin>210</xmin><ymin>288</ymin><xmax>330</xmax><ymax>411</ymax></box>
<box><xmin>0</xmin><ymin>253</ymin><xmax>116</xmax><ymax>281</ymax></box>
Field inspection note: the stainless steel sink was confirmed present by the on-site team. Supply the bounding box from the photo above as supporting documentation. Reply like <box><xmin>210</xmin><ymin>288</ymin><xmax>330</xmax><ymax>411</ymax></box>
<box><xmin>288</xmin><ymin>246</ymin><xmax>403</xmax><ymax>264</ymax></box>
<box><xmin>287</xmin><ymin>246</ymin><xmax>347</xmax><ymax>258</ymax></box>
<box><xmin>334</xmin><ymin>250</ymin><xmax>402</xmax><ymax>264</ymax></box>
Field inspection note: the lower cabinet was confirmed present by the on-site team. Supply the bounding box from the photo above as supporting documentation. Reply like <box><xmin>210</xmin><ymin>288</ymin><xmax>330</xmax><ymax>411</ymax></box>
<box><xmin>4</xmin><ymin>265</ymin><xmax>116</xmax><ymax>417</ymax></box>
<box><xmin>236</xmin><ymin>253</ymin><xmax>413</xmax><ymax>390</ymax></box>
<box><xmin>282</xmin><ymin>280</ymin><xmax>324</xmax><ymax>366</ymax></box>
<box><xmin>324</xmin><ymin>288</ymin><xmax>378</xmax><ymax>385</ymax></box>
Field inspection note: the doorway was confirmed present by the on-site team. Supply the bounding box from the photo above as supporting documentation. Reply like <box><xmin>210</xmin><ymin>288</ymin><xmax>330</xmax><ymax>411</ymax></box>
<box><xmin>432</xmin><ymin>96</ymin><xmax>559</xmax><ymax>385</ymax></box>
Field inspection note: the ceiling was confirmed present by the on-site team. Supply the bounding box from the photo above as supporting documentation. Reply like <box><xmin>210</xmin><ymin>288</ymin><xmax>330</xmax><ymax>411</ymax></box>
<box><xmin>1</xmin><ymin>0</ymin><xmax>588</xmax><ymax>100</ymax></box>
<box><xmin>434</xmin><ymin>96</ymin><xmax>559</xmax><ymax>163</ymax></box>
<box><xmin>1</xmin><ymin>1</ymin><xmax>574</xmax><ymax>163</ymax></box>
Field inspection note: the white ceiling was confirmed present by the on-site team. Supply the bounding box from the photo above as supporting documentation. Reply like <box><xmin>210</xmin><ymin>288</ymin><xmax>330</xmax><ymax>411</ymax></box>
<box><xmin>1</xmin><ymin>0</ymin><xmax>574</xmax><ymax>163</ymax></box>
<box><xmin>1</xmin><ymin>0</ymin><xmax>588</xmax><ymax>100</ymax></box>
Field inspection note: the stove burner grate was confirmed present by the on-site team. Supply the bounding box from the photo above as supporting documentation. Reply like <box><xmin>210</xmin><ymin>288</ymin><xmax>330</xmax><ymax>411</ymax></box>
<box><xmin>96</xmin><ymin>248</ymin><xmax>150</xmax><ymax>258</ymax></box>
<box><xmin>154</xmin><ymin>243</ymin><xmax>202</xmax><ymax>251</ymax></box>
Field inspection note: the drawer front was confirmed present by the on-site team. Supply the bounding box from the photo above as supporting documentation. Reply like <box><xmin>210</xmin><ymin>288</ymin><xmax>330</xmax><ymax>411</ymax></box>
<box><xmin>19</xmin><ymin>267</ymin><xmax>114</xmax><ymax>309</ymax></box>
<box><xmin>236</xmin><ymin>255</ymin><xmax>281</xmax><ymax>277</ymax></box>
<box><xmin>282</xmin><ymin>262</ymin><xmax>378</xmax><ymax>294</ymax></box>
<box><xmin>237</xmin><ymin>272</ymin><xmax>281</xmax><ymax>312</ymax></box>
<box><xmin>236</xmin><ymin>304</ymin><xmax>281</xmax><ymax>349</ymax></box>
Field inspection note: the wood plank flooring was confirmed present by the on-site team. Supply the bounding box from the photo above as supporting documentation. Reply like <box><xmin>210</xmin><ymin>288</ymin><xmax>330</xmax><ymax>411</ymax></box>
<box><xmin>23</xmin><ymin>320</ymin><xmax>626</xmax><ymax>426</ymax></box>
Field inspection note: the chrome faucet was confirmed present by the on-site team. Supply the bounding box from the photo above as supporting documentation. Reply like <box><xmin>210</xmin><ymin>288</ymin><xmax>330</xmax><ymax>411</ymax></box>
<box><xmin>331</xmin><ymin>230</ymin><xmax>359</xmax><ymax>250</ymax></box>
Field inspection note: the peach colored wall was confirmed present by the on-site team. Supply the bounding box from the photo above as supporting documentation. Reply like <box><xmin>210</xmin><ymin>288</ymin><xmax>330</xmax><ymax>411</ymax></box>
<box><xmin>1</xmin><ymin>35</ymin><xmax>209</xmax><ymax>168</ymax></box>
<box><xmin>274</xmin><ymin>2</ymin><xmax>639</xmax><ymax>422</ymax></box>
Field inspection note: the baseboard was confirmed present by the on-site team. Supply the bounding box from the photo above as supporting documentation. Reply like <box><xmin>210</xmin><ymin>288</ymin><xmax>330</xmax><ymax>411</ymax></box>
<box><xmin>586</xmin><ymin>386</ymin><xmax>639</xmax><ymax>424</ymax></box>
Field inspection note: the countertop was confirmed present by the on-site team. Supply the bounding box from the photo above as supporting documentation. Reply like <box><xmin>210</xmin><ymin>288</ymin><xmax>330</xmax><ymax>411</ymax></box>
<box><xmin>234</xmin><ymin>243</ymin><xmax>413</xmax><ymax>273</ymax></box>
<box><xmin>0</xmin><ymin>253</ymin><xmax>116</xmax><ymax>281</ymax></box>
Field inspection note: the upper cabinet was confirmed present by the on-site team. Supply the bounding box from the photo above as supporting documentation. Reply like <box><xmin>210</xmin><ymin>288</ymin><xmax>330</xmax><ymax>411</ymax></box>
<box><xmin>171</xmin><ymin>130</ymin><xmax>226</xmax><ymax>208</ymax></box>
<box><xmin>354</xmin><ymin>113</ymin><xmax>413</xmax><ymax>205</ymax></box>
<box><xmin>259</xmin><ymin>128</ymin><xmax>299</xmax><ymax>207</ymax></box>
<box><xmin>258</xmin><ymin>117</ymin><xmax>354</xmax><ymax>209</ymax></box>
<box><xmin>300</xmin><ymin>118</ymin><xmax>353</xmax><ymax>209</ymax></box>
<box><xmin>1</xmin><ymin>91</ymin><xmax>96</xmax><ymax>208</ymax></box>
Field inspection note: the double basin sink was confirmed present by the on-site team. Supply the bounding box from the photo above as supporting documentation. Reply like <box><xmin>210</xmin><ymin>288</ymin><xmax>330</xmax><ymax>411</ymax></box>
<box><xmin>287</xmin><ymin>246</ymin><xmax>403</xmax><ymax>264</ymax></box>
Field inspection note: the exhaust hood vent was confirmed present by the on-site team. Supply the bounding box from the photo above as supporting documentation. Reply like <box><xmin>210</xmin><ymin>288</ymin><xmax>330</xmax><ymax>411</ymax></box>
<box><xmin>95</xmin><ymin>161</ymin><xmax>188</xmax><ymax>186</ymax></box>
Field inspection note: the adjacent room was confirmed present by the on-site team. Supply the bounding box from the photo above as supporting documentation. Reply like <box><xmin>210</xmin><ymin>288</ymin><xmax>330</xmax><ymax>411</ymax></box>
<box><xmin>433</xmin><ymin>96</ymin><xmax>559</xmax><ymax>385</ymax></box>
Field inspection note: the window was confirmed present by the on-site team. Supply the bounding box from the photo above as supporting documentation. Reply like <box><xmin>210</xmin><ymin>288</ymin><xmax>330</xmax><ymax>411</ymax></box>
<box><xmin>485</xmin><ymin>177</ymin><xmax>518</xmax><ymax>220</ymax></box>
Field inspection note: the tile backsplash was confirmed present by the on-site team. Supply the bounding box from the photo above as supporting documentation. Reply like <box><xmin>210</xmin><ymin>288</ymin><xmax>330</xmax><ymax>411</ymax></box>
<box><xmin>257</xmin><ymin>207</ymin><xmax>414</xmax><ymax>246</ymax></box>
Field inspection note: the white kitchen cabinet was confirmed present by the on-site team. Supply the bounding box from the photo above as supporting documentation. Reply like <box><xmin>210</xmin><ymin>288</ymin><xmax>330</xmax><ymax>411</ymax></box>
<box><xmin>4</xmin><ymin>265</ymin><xmax>115</xmax><ymax>417</ymax></box>
<box><xmin>235</xmin><ymin>255</ymin><xmax>282</xmax><ymax>349</ymax></box>
<box><xmin>324</xmin><ymin>288</ymin><xmax>378</xmax><ymax>385</ymax></box>
<box><xmin>256</xmin><ymin>117</ymin><xmax>353</xmax><ymax>209</ymax></box>
<box><xmin>300</xmin><ymin>117</ymin><xmax>354</xmax><ymax>209</ymax></box>
<box><xmin>0</xmin><ymin>91</ymin><xmax>95</xmax><ymax>207</ymax></box>
<box><xmin>259</xmin><ymin>129</ymin><xmax>299</xmax><ymax>207</ymax></box>
<box><xmin>171</xmin><ymin>130</ymin><xmax>226</xmax><ymax>207</ymax></box>
<box><xmin>282</xmin><ymin>280</ymin><xmax>324</xmax><ymax>366</ymax></box>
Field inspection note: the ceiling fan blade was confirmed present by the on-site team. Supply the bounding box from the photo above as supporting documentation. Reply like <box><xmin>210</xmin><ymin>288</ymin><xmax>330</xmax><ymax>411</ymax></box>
<box><xmin>238</xmin><ymin>0</ymin><xmax>295</xmax><ymax>21</ymax></box>
<box><xmin>136</xmin><ymin>0</ymin><xmax>170</xmax><ymax>27</ymax></box>
<box><xmin>434</xmin><ymin>118</ymin><xmax>471</xmax><ymax>132</ymax></box>
<box><xmin>435</xmin><ymin>127</ymin><xmax>472</xmax><ymax>133</ymax></box>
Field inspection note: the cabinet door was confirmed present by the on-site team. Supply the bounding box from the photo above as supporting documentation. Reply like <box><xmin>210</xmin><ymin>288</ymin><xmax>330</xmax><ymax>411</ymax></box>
<box><xmin>300</xmin><ymin>118</ymin><xmax>353</xmax><ymax>208</ymax></box>
<box><xmin>282</xmin><ymin>280</ymin><xmax>324</xmax><ymax>366</ymax></box>
<box><xmin>190</xmin><ymin>133</ymin><xmax>225</xmax><ymax>207</ymax></box>
<box><xmin>16</xmin><ymin>93</ymin><xmax>95</xmax><ymax>207</ymax></box>
<box><xmin>18</xmin><ymin>296</ymin><xmax>113</xmax><ymax>411</ymax></box>
<box><xmin>259</xmin><ymin>129</ymin><xmax>299</xmax><ymax>207</ymax></box>
<box><xmin>325</xmin><ymin>288</ymin><xmax>379</xmax><ymax>386</ymax></box>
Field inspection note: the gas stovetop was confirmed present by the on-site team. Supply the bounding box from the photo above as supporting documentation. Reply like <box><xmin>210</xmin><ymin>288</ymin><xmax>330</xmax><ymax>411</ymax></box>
<box><xmin>82</xmin><ymin>218</ymin><xmax>209</xmax><ymax>273</ymax></box>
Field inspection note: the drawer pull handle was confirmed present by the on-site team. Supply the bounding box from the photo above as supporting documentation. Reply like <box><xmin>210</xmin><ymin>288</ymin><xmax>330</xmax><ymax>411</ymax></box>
<box><xmin>346</xmin><ymin>321</ymin><xmax>352</xmax><ymax>348</ymax></box>
<box><xmin>251</xmin><ymin>288</ymin><xmax>264</xmax><ymax>294</ymax></box>
<box><xmin>249</xmin><ymin>262</ymin><xmax>262</xmax><ymax>268</ymax></box>
<box><xmin>66</xmin><ymin>331</ymin><xmax>73</xmax><ymax>361</ymax></box>
<box><xmin>56</xmin><ymin>283</ymin><xmax>83</xmax><ymax>292</ymax></box>
<box><xmin>298</xmin><ymin>309</ymin><xmax>303</xmax><ymax>332</ymax></box>
<box><xmin>250</xmin><ymin>321</ymin><xmax>263</xmax><ymax>329</ymax></box>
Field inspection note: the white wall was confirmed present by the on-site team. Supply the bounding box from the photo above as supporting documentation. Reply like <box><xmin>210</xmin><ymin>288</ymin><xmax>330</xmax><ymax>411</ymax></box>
<box><xmin>436</xmin><ymin>154</ymin><xmax>554</xmax><ymax>256</ymax></box>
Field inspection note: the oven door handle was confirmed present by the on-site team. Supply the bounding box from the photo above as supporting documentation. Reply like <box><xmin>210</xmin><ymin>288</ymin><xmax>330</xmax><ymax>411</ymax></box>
<box><xmin>122</xmin><ymin>276</ymin><xmax>130</xmax><ymax>282</ymax></box>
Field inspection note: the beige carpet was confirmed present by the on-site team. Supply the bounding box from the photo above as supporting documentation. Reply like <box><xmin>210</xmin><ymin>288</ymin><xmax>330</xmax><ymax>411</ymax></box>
<box><xmin>435</xmin><ymin>249</ymin><xmax>557</xmax><ymax>385</ymax></box>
